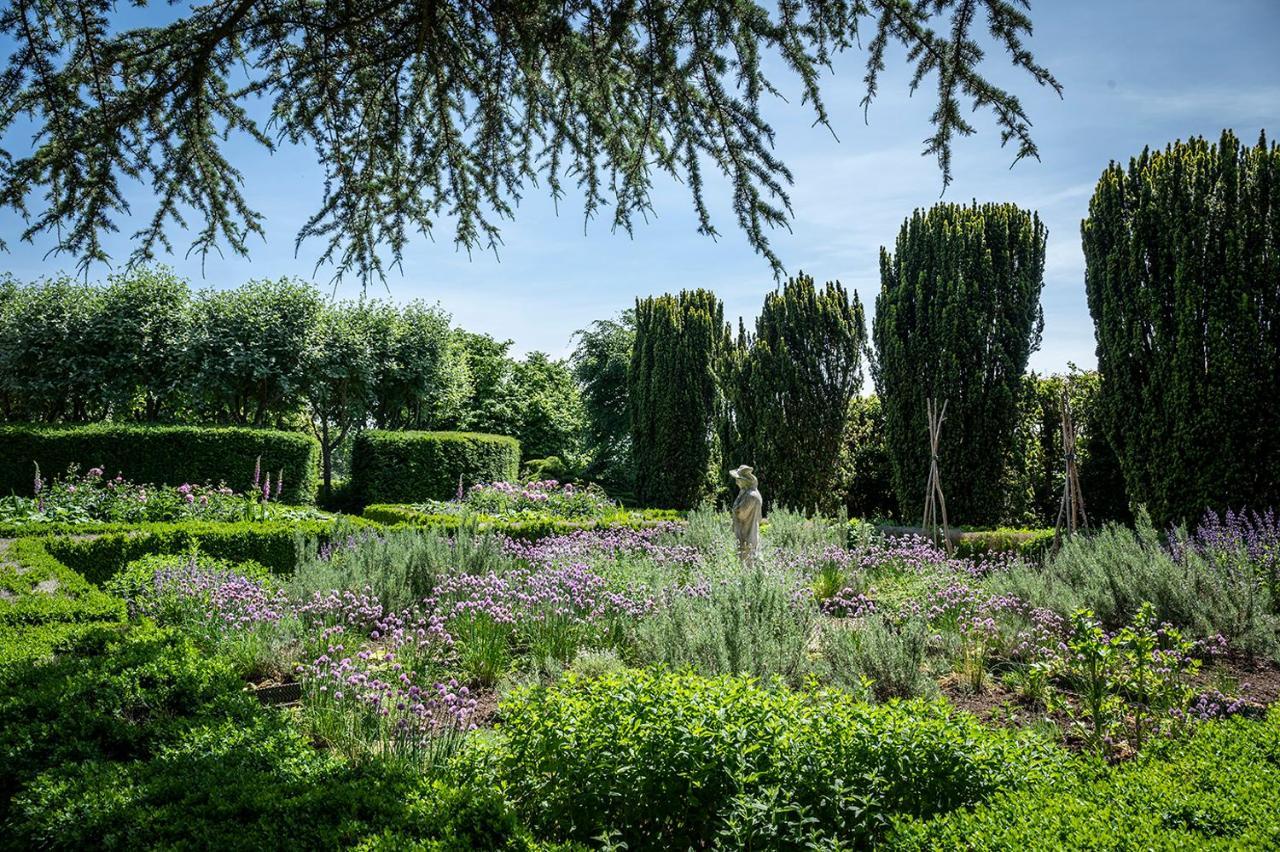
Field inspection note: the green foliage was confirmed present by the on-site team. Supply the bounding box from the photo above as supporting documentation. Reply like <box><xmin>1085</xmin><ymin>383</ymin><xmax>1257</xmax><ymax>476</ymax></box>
<box><xmin>1006</xmin><ymin>370</ymin><xmax>1129</xmax><ymax>526</ymax></box>
<box><xmin>350</xmin><ymin>430</ymin><xmax>521</xmax><ymax>506</ymax></box>
<box><xmin>360</xmin><ymin>505</ymin><xmax>680</xmax><ymax>540</ymax></box>
<box><xmin>0</xmin><ymin>0</ymin><xmax>1058</xmax><ymax>280</ymax></box>
<box><xmin>630</xmin><ymin>290</ymin><xmax>729</xmax><ymax>509</ymax></box>
<box><xmin>571</xmin><ymin>311</ymin><xmax>636</xmax><ymax>497</ymax></box>
<box><xmin>888</xmin><ymin>708</ymin><xmax>1280</xmax><ymax>850</ymax></box>
<box><xmin>873</xmin><ymin>202</ymin><xmax>1048</xmax><ymax>527</ymax></box>
<box><xmin>478</xmin><ymin>670</ymin><xmax>1061</xmax><ymax>849</ymax></box>
<box><xmin>1083</xmin><ymin>130</ymin><xmax>1280</xmax><ymax>526</ymax></box>
<box><xmin>0</xmin><ymin>539</ymin><xmax>126</xmax><ymax>629</ymax></box>
<box><xmin>0</xmin><ymin>624</ymin><xmax>539</xmax><ymax>850</ymax></box>
<box><xmin>505</xmin><ymin>353</ymin><xmax>588</xmax><ymax>465</ymax></box>
<box><xmin>0</xmin><ymin>275</ymin><xmax>105</xmax><ymax>422</ymax></box>
<box><xmin>837</xmin><ymin>393</ymin><xmax>898</xmax><ymax>520</ymax></box>
<box><xmin>0</xmin><ymin>423</ymin><xmax>319</xmax><ymax>504</ymax></box>
<box><xmin>370</xmin><ymin>302</ymin><xmax>469</xmax><ymax>431</ymax></box>
<box><xmin>986</xmin><ymin>516</ymin><xmax>1280</xmax><ymax>660</ymax></box>
<box><xmin>719</xmin><ymin>273</ymin><xmax>867</xmax><ymax>513</ymax></box>
<box><xmin>821</xmin><ymin>614</ymin><xmax>936</xmax><ymax>701</ymax></box>
<box><xmin>631</xmin><ymin>565</ymin><xmax>817</xmax><ymax>685</ymax></box>
<box><xmin>952</xmin><ymin>527</ymin><xmax>1056</xmax><ymax>561</ymax></box>
<box><xmin>186</xmin><ymin>278</ymin><xmax>324</xmax><ymax>427</ymax></box>
<box><xmin>42</xmin><ymin>518</ymin><xmax>372</xmax><ymax>584</ymax></box>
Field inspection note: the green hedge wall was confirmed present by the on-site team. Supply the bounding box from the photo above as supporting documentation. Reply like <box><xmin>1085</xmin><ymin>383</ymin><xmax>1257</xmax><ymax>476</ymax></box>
<box><xmin>0</xmin><ymin>424</ymin><xmax>319</xmax><ymax>504</ymax></box>
<box><xmin>42</xmin><ymin>518</ymin><xmax>374</xmax><ymax>584</ymax></box>
<box><xmin>361</xmin><ymin>504</ymin><xmax>682</xmax><ymax>539</ymax></box>
<box><xmin>350</xmin><ymin>430</ymin><xmax>520</xmax><ymax>506</ymax></box>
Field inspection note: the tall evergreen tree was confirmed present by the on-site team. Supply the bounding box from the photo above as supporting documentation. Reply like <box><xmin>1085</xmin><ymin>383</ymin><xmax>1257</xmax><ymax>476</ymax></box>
<box><xmin>721</xmin><ymin>274</ymin><xmax>866</xmax><ymax>513</ymax></box>
<box><xmin>630</xmin><ymin>290</ymin><xmax>728</xmax><ymax>509</ymax></box>
<box><xmin>872</xmin><ymin>202</ymin><xmax>1047</xmax><ymax>526</ymax></box>
<box><xmin>0</xmin><ymin>1</ymin><xmax>1058</xmax><ymax>281</ymax></box>
<box><xmin>1083</xmin><ymin>130</ymin><xmax>1280</xmax><ymax>525</ymax></box>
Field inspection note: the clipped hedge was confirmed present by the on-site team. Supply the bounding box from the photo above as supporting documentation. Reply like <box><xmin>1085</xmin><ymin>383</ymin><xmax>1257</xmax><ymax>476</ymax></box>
<box><xmin>350</xmin><ymin>430</ymin><xmax>520</xmax><ymax>506</ymax></box>
<box><xmin>953</xmin><ymin>528</ymin><xmax>1056</xmax><ymax>561</ymax></box>
<box><xmin>0</xmin><ymin>424</ymin><xmax>320</xmax><ymax>503</ymax></box>
<box><xmin>863</xmin><ymin>523</ymin><xmax>1055</xmax><ymax>561</ymax></box>
<box><xmin>361</xmin><ymin>504</ymin><xmax>682</xmax><ymax>539</ymax></box>
<box><xmin>0</xmin><ymin>538</ymin><xmax>127</xmax><ymax>666</ymax></box>
<box><xmin>42</xmin><ymin>518</ymin><xmax>376</xmax><ymax>584</ymax></box>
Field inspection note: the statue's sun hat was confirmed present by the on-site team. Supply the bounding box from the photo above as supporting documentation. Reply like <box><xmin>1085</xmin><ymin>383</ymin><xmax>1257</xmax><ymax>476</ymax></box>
<box><xmin>729</xmin><ymin>465</ymin><xmax>754</xmax><ymax>479</ymax></box>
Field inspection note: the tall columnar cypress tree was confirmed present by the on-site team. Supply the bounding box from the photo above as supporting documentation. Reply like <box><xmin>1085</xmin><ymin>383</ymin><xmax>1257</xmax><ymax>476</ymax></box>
<box><xmin>630</xmin><ymin>290</ymin><xmax>729</xmax><ymax>509</ymax></box>
<box><xmin>873</xmin><ymin>202</ymin><xmax>1047</xmax><ymax>526</ymax></box>
<box><xmin>721</xmin><ymin>274</ymin><xmax>867</xmax><ymax>513</ymax></box>
<box><xmin>1083</xmin><ymin>130</ymin><xmax>1280</xmax><ymax>526</ymax></box>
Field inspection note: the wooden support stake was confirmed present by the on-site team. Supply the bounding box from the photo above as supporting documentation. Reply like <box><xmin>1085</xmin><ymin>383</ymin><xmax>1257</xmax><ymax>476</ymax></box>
<box><xmin>921</xmin><ymin>398</ymin><xmax>952</xmax><ymax>555</ymax></box>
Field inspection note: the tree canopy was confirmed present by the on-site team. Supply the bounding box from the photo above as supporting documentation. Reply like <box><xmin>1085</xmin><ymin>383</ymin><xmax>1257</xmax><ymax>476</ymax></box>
<box><xmin>0</xmin><ymin>0</ymin><xmax>1059</xmax><ymax>282</ymax></box>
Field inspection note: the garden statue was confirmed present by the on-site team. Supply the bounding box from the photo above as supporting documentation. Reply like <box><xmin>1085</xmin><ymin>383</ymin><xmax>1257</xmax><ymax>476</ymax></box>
<box><xmin>729</xmin><ymin>465</ymin><xmax>762</xmax><ymax>563</ymax></box>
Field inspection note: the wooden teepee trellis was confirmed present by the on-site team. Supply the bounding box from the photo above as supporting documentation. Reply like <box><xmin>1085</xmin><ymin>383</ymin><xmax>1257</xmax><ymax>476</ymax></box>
<box><xmin>921</xmin><ymin>398</ymin><xmax>952</xmax><ymax>554</ymax></box>
<box><xmin>1052</xmin><ymin>387</ymin><xmax>1089</xmax><ymax>551</ymax></box>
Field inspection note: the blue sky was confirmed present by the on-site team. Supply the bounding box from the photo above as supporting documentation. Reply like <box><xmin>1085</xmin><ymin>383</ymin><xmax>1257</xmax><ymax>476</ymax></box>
<box><xmin>1</xmin><ymin>0</ymin><xmax>1277</xmax><ymax>371</ymax></box>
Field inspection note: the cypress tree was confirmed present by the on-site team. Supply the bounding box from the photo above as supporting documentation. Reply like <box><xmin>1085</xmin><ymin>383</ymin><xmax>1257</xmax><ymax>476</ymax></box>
<box><xmin>1083</xmin><ymin>130</ymin><xmax>1280</xmax><ymax>525</ymax></box>
<box><xmin>630</xmin><ymin>290</ymin><xmax>729</xmax><ymax>509</ymax></box>
<box><xmin>873</xmin><ymin>202</ymin><xmax>1047</xmax><ymax>526</ymax></box>
<box><xmin>721</xmin><ymin>274</ymin><xmax>867</xmax><ymax>513</ymax></box>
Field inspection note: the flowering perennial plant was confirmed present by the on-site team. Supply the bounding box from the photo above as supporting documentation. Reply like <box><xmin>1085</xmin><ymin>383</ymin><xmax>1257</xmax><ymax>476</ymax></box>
<box><xmin>1</xmin><ymin>462</ymin><xmax>322</xmax><ymax>526</ymax></box>
<box><xmin>418</xmin><ymin>479</ymin><xmax>618</xmax><ymax>520</ymax></box>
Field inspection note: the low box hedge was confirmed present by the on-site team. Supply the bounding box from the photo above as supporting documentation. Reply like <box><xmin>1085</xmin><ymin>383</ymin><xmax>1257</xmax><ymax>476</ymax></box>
<box><xmin>0</xmin><ymin>538</ymin><xmax>127</xmax><ymax>667</ymax></box>
<box><xmin>42</xmin><ymin>518</ymin><xmax>376</xmax><ymax>584</ymax></box>
<box><xmin>361</xmin><ymin>504</ymin><xmax>682</xmax><ymax>539</ymax></box>
<box><xmin>0</xmin><ymin>424</ymin><xmax>320</xmax><ymax>504</ymax></box>
<box><xmin>350</xmin><ymin>430</ymin><xmax>520</xmax><ymax>506</ymax></box>
<box><xmin>0</xmin><ymin>539</ymin><xmax>126</xmax><ymax>627</ymax></box>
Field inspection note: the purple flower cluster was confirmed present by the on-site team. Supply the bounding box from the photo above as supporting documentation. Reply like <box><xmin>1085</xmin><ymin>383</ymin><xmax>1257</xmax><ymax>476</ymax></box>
<box><xmin>820</xmin><ymin>588</ymin><xmax>877</xmax><ymax>618</ymax></box>
<box><xmin>302</xmin><ymin>632</ymin><xmax>477</xmax><ymax>737</ymax></box>
<box><xmin>502</xmin><ymin>525</ymin><xmax>700</xmax><ymax>570</ymax></box>
<box><xmin>428</xmin><ymin>563</ymin><xmax>657</xmax><ymax>625</ymax></box>
<box><xmin>1175</xmin><ymin>508</ymin><xmax>1280</xmax><ymax>581</ymax></box>
<box><xmin>133</xmin><ymin>561</ymin><xmax>291</xmax><ymax>628</ymax></box>
<box><xmin>1184</xmin><ymin>688</ymin><xmax>1252</xmax><ymax>721</ymax></box>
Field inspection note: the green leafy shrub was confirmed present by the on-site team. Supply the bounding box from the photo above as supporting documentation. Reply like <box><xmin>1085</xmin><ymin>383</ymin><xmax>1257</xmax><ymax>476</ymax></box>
<box><xmin>0</xmin><ymin>464</ymin><xmax>328</xmax><ymax>530</ymax></box>
<box><xmin>43</xmin><ymin>518</ymin><xmax>375</xmax><ymax>583</ymax></box>
<box><xmin>0</xmin><ymin>623</ymin><xmax>539</xmax><ymax>850</ymax></box>
<box><xmin>1083</xmin><ymin>130</ymin><xmax>1280</xmax><ymax>527</ymax></box>
<box><xmin>0</xmin><ymin>424</ymin><xmax>319</xmax><ymax>503</ymax></box>
<box><xmin>478</xmin><ymin>669</ymin><xmax>1061</xmax><ymax>849</ymax></box>
<box><xmin>350</xmin><ymin>430</ymin><xmax>520</xmax><ymax>506</ymax></box>
<box><xmin>888</xmin><ymin>708</ymin><xmax>1280</xmax><ymax>850</ymax></box>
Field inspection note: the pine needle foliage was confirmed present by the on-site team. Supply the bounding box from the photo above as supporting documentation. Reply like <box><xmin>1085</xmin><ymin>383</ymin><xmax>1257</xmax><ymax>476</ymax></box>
<box><xmin>872</xmin><ymin>201</ymin><xmax>1047</xmax><ymax>526</ymax></box>
<box><xmin>1082</xmin><ymin>130</ymin><xmax>1280</xmax><ymax>526</ymax></box>
<box><xmin>0</xmin><ymin>0</ymin><xmax>1060</xmax><ymax>282</ymax></box>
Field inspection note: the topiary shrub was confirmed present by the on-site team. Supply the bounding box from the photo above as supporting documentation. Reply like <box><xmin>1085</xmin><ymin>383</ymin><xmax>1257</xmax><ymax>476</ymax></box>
<box><xmin>349</xmin><ymin>430</ymin><xmax>520</xmax><ymax>506</ymax></box>
<box><xmin>0</xmin><ymin>424</ymin><xmax>319</xmax><ymax>503</ymax></box>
